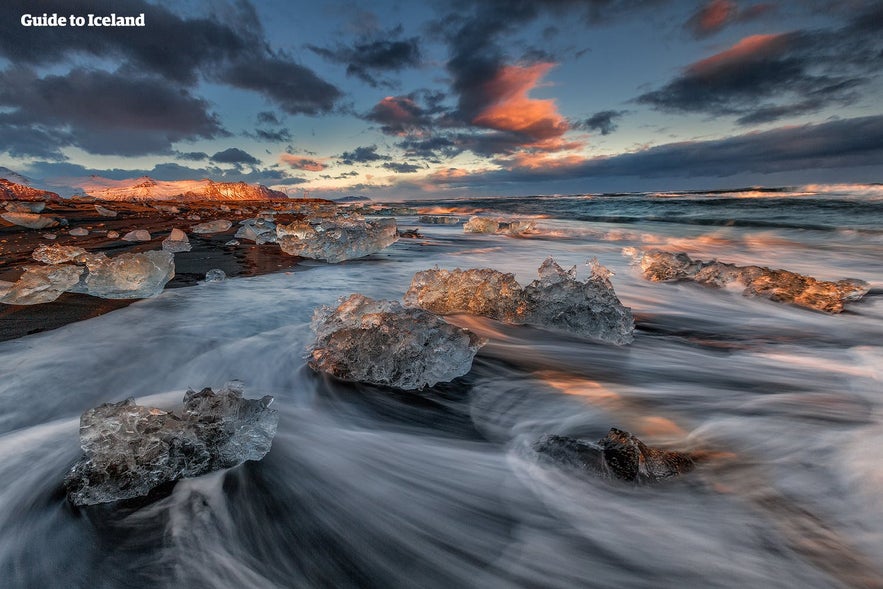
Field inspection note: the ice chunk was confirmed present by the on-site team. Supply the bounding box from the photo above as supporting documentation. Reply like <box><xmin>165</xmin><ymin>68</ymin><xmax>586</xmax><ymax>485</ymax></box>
<box><xmin>534</xmin><ymin>428</ymin><xmax>695</xmax><ymax>483</ymax></box>
<box><xmin>1</xmin><ymin>211</ymin><xmax>59</xmax><ymax>229</ymax></box>
<box><xmin>224</xmin><ymin>239</ymin><xmax>239</xmax><ymax>246</ymax></box>
<box><xmin>32</xmin><ymin>244</ymin><xmax>87</xmax><ymax>265</ymax></box>
<box><xmin>403</xmin><ymin>267</ymin><xmax>526</xmax><ymax>323</ymax></box>
<box><xmin>162</xmin><ymin>228</ymin><xmax>192</xmax><ymax>253</ymax></box>
<box><xmin>278</xmin><ymin>217</ymin><xmax>398</xmax><ymax>263</ymax></box>
<box><xmin>521</xmin><ymin>258</ymin><xmax>635</xmax><ymax>345</ymax></box>
<box><xmin>64</xmin><ymin>384</ymin><xmax>278</xmax><ymax>506</ymax></box>
<box><xmin>404</xmin><ymin>257</ymin><xmax>635</xmax><ymax>345</ymax></box>
<box><xmin>235</xmin><ymin>218</ymin><xmax>276</xmax><ymax>243</ymax></box>
<box><xmin>464</xmin><ymin>216</ymin><xmax>535</xmax><ymax>235</ymax></box>
<box><xmin>192</xmin><ymin>219</ymin><xmax>232</xmax><ymax>234</ymax></box>
<box><xmin>419</xmin><ymin>215</ymin><xmax>461</xmax><ymax>224</ymax></box>
<box><xmin>5</xmin><ymin>201</ymin><xmax>45</xmax><ymax>213</ymax></box>
<box><xmin>107</xmin><ymin>230</ymin><xmax>119</xmax><ymax>239</ymax></box>
<box><xmin>309</xmin><ymin>294</ymin><xmax>485</xmax><ymax>390</ymax></box>
<box><xmin>205</xmin><ymin>268</ymin><xmax>226</xmax><ymax>282</ymax></box>
<box><xmin>94</xmin><ymin>205</ymin><xmax>117</xmax><ymax>217</ymax></box>
<box><xmin>630</xmin><ymin>249</ymin><xmax>871</xmax><ymax>313</ymax></box>
<box><xmin>43</xmin><ymin>233</ymin><xmax>57</xmax><ymax>240</ymax></box>
<box><xmin>69</xmin><ymin>227</ymin><xmax>89</xmax><ymax>236</ymax></box>
<box><xmin>122</xmin><ymin>229</ymin><xmax>152</xmax><ymax>242</ymax></box>
<box><xmin>0</xmin><ymin>264</ymin><xmax>83</xmax><ymax>305</ymax></box>
<box><xmin>76</xmin><ymin>250</ymin><xmax>174</xmax><ymax>299</ymax></box>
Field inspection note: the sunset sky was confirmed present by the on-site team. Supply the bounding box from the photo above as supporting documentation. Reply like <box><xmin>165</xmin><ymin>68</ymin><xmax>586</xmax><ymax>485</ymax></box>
<box><xmin>1</xmin><ymin>0</ymin><xmax>882</xmax><ymax>199</ymax></box>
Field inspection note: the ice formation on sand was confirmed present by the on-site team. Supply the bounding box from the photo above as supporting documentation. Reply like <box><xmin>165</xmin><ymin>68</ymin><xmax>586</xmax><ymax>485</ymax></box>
<box><xmin>629</xmin><ymin>249</ymin><xmax>870</xmax><ymax>313</ymax></box>
<box><xmin>74</xmin><ymin>250</ymin><xmax>175</xmax><ymax>299</ymax></box>
<box><xmin>464</xmin><ymin>216</ymin><xmax>535</xmax><ymax>235</ymax></box>
<box><xmin>534</xmin><ymin>428</ymin><xmax>695</xmax><ymax>483</ymax></box>
<box><xmin>0</xmin><ymin>264</ymin><xmax>83</xmax><ymax>305</ymax></box>
<box><xmin>65</xmin><ymin>384</ymin><xmax>278</xmax><ymax>506</ymax></box>
<box><xmin>69</xmin><ymin>227</ymin><xmax>89</xmax><ymax>236</ymax></box>
<box><xmin>94</xmin><ymin>205</ymin><xmax>117</xmax><ymax>217</ymax></box>
<box><xmin>404</xmin><ymin>257</ymin><xmax>635</xmax><ymax>345</ymax></box>
<box><xmin>5</xmin><ymin>201</ymin><xmax>45</xmax><ymax>213</ymax></box>
<box><xmin>1</xmin><ymin>211</ymin><xmax>59</xmax><ymax>229</ymax></box>
<box><xmin>309</xmin><ymin>294</ymin><xmax>486</xmax><ymax>390</ymax></box>
<box><xmin>32</xmin><ymin>244</ymin><xmax>87</xmax><ymax>265</ymax></box>
<box><xmin>162</xmin><ymin>228</ymin><xmax>192</xmax><ymax>253</ymax></box>
<box><xmin>277</xmin><ymin>217</ymin><xmax>398</xmax><ymax>263</ymax></box>
<box><xmin>192</xmin><ymin>219</ymin><xmax>232</xmax><ymax>234</ymax></box>
<box><xmin>122</xmin><ymin>229</ymin><xmax>152</xmax><ymax>242</ymax></box>
<box><xmin>235</xmin><ymin>218</ymin><xmax>276</xmax><ymax>244</ymax></box>
<box><xmin>205</xmin><ymin>269</ymin><xmax>227</xmax><ymax>282</ymax></box>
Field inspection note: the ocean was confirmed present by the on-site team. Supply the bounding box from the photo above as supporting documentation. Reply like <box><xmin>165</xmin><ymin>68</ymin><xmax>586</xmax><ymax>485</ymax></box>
<box><xmin>1</xmin><ymin>188</ymin><xmax>882</xmax><ymax>588</ymax></box>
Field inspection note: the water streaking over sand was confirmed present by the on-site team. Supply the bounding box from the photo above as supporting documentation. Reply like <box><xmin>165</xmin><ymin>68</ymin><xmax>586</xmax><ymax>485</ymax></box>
<box><xmin>1</xmin><ymin>190</ymin><xmax>881</xmax><ymax>588</ymax></box>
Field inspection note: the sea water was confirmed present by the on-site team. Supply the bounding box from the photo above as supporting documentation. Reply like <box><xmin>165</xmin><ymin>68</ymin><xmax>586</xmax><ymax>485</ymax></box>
<box><xmin>1</xmin><ymin>189</ymin><xmax>881</xmax><ymax>587</ymax></box>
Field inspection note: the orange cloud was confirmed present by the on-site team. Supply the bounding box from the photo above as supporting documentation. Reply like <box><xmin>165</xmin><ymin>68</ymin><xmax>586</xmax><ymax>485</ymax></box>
<box><xmin>694</xmin><ymin>0</ymin><xmax>738</xmax><ymax>34</ymax></box>
<box><xmin>508</xmin><ymin>153</ymin><xmax>587</xmax><ymax>171</ymax></box>
<box><xmin>689</xmin><ymin>33</ymin><xmax>790</xmax><ymax>74</ymax></box>
<box><xmin>472</xmin><ymin>63</ymin><xmax>569</xmax><ymax>144</ymax></box>
<box><xmin>280</xmin><ymin>154</ymin><xmax>326</xmax><ymax>171</ymax></box>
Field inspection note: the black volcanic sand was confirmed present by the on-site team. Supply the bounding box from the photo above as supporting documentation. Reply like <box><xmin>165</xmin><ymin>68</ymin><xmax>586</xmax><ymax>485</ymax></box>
<box><xmin>0</xmin><ymin>198</ymin><xmax>332</xmax><ymax>341</ymax></box>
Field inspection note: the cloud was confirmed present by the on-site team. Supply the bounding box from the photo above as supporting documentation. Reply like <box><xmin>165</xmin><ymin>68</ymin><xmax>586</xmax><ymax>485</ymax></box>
<box><xmin>577</xmin><ymin>110</ymin><xmax>626</xmax><ymax>135</ymax></box>
<box><xmin>0</xmin><ymin>0</ymin><xmax>341</xmax><ymax>118</ymax></box>
<box><xmin>367</xmin><ymin>95</ymin><xmax>435</xmax><ymax>136</ymax></box>
<box><xmin>338</xmin><ymin>145</ymin><xmax>391</xmax><ymax>165</ymax></box>
<box><xmin>421</xmin><ymin>115</ymin><xmax>883</xmax><ymax>187</ymax></box>
<box><xmin>0</xmin><ymin>67</ymin><xmax>224</xmax><ymax>158</ymax></box>
<box><xmin>246</xmin><ymin>128</ymin><xmax>293</xmax><ymax>142</ymax></box>
<box><xmin>210</xmin><ymin>147</ymin><xmax>260</xmax><ymax>165</ymax></box>
<box><xmin>636</xmin><ymin>28</ymin><xmax>875</xmax><ymax>124</ymax></box>
<box><xmin>175</xmin><ymin>151</ymin><xmax>209</xmax><ymax>161</ymax></box>
<box><xmin>280</xmin><ymin>154</ymin><xmax>326</xmax><ymax>172</ymax></box>
<box><xmin>308</xmin><ymin>26</ymin><xmax>421</xmax><ymax>87</ymax></box>
<box><xmin>381</xmin><ymin>161</ymin><xmax>424</xmax><ymax>173</ymax></box>
<box><xmin>685</xmin><ymin>1</ymin><xmax>774</xmax><ymax>38</ymax></box>
<box><xmin>257</xmin><ymin>111</ymin><xmax>282</xmax><ymax>126</ymax></box>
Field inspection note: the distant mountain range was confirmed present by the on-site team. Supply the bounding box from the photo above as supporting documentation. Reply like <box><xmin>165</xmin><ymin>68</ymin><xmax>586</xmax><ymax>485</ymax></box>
<box><xmin>0</xmin><ymin>173</ymin><xmax>290</xmax><ymax>202</ymax></box>
<box><xmin>333</xmin><ymin>195</ymin><xmax>372</xmax><ymax>203</ymax></box>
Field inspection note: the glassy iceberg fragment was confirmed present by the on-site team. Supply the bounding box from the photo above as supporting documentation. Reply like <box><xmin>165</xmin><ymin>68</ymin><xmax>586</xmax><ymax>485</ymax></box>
<box><xmin>630</xmin><ymin>249</ymin><xmax>870</xmax><ymax>313</ymax></box>
<box><xmin>94</xmin><ymin>205</ymin><xmax>117</xmax><ymax>217</ymax></box>
<box><xmin>278</xmin><ymin>217</ymin><xmax>398</xmax><ymax>263</ymax></box>
<box><xmin>5</xmin><ymin>201</ymin><xmax>45</xmax><ymax>213</ymax></box>
<box><xmin>64</xmin><ymin>384</ymin><xmax>278</xmax><ymax>506</ymax></box>
<box><xmin>205</xmin><ymin>268</ymin><xmax>227</xmax><ymax>282</ymax></box>
<box><xmin>404</xmin><ymin>257</ymin><xmax>634</xmax><ymax>344</ymax></box>
<box><xmin>464</xmin><ymin>216</ymin><xmax>535</xmax><ymax>235</ymax></box>
<box><xmin>419</xmin><ymin>215</ymin><xmax>461</xmax><ymax>224</ymax></box>
<box><xmin>69</xmin><ymin>227</ymin><xmax>89</xmax><ymax>236</ymax></box>
<box><xmin>75</xmin><ymin>250</ymin><xmax>175</xmax><ymax>299</ymax></box>
<box><xmin>32</xmin><ymin>244</ymin><xmax>87</xmax><ymax>265</ymax></box>
<box><xmin>122</xmin><ymin>229</ymin><xmax>152</xmax><ymax>242</ymax></box>
<box><xmin>235</xmin><ymin>218</ymin><xmax>276</xmax><ymax>243</ymax></box>
<box><xmin>309</xmin><ymin>294</ymin><xmax>485</xmax><ymax>390</ymax></box>
<box><xmin>1</xmin><ymin>211</ymin><xmax>59</xmax><ymax>229</ymax></box>
<box><xmin>0</xmin><ymin>264</ymin><xmax>83</xmax><ymax>305</ymax></box>
<box><xmin>162</xmin><ymin>228</ymin><xmax>192</xmax><ymax>253</ymax></box>
<box><xmin>191</xmin><ymin>219</ymin><xmax>232</xmax><ymax>234</ymax></box>
<box><xmin>534</xmin><ymin>428</ymin><xmax>695</xmax><ymax>483</ymax></box>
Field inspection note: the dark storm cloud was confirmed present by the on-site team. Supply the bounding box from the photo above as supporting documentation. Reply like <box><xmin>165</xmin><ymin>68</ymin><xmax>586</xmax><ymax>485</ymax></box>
<box><xmin>308</xmin><ymin>26</ymin><xmax>422</xmax><ymax>88</ymax></box>
<box><xmin>578</xmin><ymin>110</ymin><xmax>626</xmax><ymax>135</ymax></box>
<box><xmin>175</xmin><ymin>151</ymin><xmax>210</xmax><ymax>161</ymax></box>
<box><xmin>640</xmin><ymin>6</ymin><xmax>883</xmax><ymax>124</ymax></box>
<box><xmin>365</xmin><ymin>91</ymin><xmax>447</xmax><ymax>135</ymax></box>
<box><xmin>398</xmin><ymin>136</ymin><xmax>461</xmax><ymax>159</ymax></box>
<box><xmin>338</xmin><ymin>146</ymin><xmax>391</xmax><ymax>165</ymax></box>
<box><xmin>431</xmin><ymin>115</ymin><xmax>883</xmax><ymax>187</ymax></box>
<box><xmin>0</xmin><ymin>0</ymin><xmax>341</xmax><ymax>158</ymax></box>
<box><xmin>0</xmin><ymin>67</ymin><xmax>224</xmax><ymax>158</ymax></box>
<box><xmin>210</xmin><ymin>148</ymin><xmax>260</xmax><ymax>165</ymax></box>
<box><xmin>246</xmin><ymin>128</ymin><xmax>293</xmax><ymax>142</ymax></box>
<box><xmin>382</xmin><ymin>161</ymin><xmax>424</xmax><ymax>173</ymax></box>
<box><xmin>257</xmin><ymin>111</ymin><xmax>282</xmax><ymax>126</ymax></box>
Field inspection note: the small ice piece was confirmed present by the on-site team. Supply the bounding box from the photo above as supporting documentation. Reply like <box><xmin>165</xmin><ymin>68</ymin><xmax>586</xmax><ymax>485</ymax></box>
<box><xmin>42</xmin><ymin>233</ymin><xmax>57</xmax><ymax>240</ymax></box>
<box><xmin>106</xmin><ymin>230</ymin><xmax>120</xmax><ymax>239</ymax></box>
<box><xmin>277</xmin><ymin>217</ymin><xmax>398</xmax><ymax>263</ymax></box>
<box><xmin>205</xmin><ymin>268</ymin><xmax>226</xmax><ymax>282</ymax></box>
<box><xmin>309</xmin><ymin>294</ymin><xmax>485</xmax><ymax>390</ymax></box>
<box><xmin>0</xmin><ymin>264</ymin><xmax>83</xmax><ymax>305</ymax></box>
<box><xmin>192</xmin><ymin>219</ymin><xmax>232</xmax><ymax>234</ymax></box>
<box><xmin>224</xmin><ymin>239</ymin><xmax>240</xmax><ymax>246</ymax></box>
<box><xmin>94</xmin><ymin>205</ymin><xmax>117</xmax><ymax>217</ymax></box>
<box><xmin>404</xmin><ymin>257</ymin><xmax>635</xmax><ymax>345</ymax></box>
<box><xmin>187</xmin><ymin>214</ymin><xmax>201</xmax><ymax>221</ymax></box>
<box><xmin>32</xmin><ymin>244</ymin><xmax>87</xmax><ymax>265</ymax></box>
<box><xmin>162</xmin><ymin>228</ymin><xmax>192</xmax><ymax>253</ymax></box>
<box><xmin>534</xmin><ymin>428</ymin><xmax>695</xmax><ymax>483</ymax></box>
<box><xmin>64</xmin><ymin>384</ymin><xmax>278</xmax><ymax>506</ymax></box>
<box><xmin>630</xmin><ymin>249</ymin><xmax>871</xmax><ymax>313</ymax></box>
<box><xmin>234</xmin><ymin>218</ymin><xmax>276</xmax><ymax>243</ymax></box>
<box><xmin>5</xmin><ymin>201</ymin><xmax>45</xmax><ymax>213</ymax></box>
<box><xmin>122</xmin><ymin>229</ymin><xmax>152</xmax><ymax>242</ymax></box>
<box><xmin>77</xmin><ymin>250</ymin><xmax>174</xmax><ymax>299</ymax></box>
<box><xmin>1</xmin><ymin>211</ymin><xmax>59</xmax><ymax>229</ymax></box>
<box><xmin>419</xmin><ymin>215</ymin><xmax>461</xmax><ymax>224</ymax></box>
<box><xmin>69</xmin><ymin>227</ymin><xmax>89</xmax><ymax>236</ymax></box>
<box><xmin>464</xmin><ymin>216</ymin><xmax>535</xmax><ymax>235</ymax></box>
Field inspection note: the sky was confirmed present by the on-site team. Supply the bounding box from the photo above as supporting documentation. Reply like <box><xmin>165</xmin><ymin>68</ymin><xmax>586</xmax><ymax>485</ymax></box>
<box><xmin>0</xmin><ymin>0</ymin><xmax>881</xmax><ymax>199</ymax></box>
